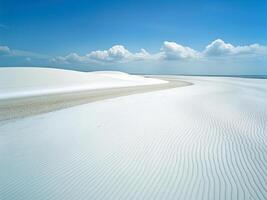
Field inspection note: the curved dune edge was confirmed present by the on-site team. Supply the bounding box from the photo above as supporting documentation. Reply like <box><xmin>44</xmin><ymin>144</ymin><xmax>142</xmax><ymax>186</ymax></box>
<box><xmin>0</xmin><ymin>77</ymin><xmax>192</xmax><ymax>121</ymax></box>
<box><xmin>0</xmin><ymin>67</ymin><xmax>168</xmax><ymax>100</ymax></box>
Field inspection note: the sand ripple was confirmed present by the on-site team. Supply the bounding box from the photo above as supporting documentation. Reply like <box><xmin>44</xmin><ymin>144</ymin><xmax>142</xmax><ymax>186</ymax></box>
<box><xmin>0</xmin><ymin>77</ymin><xmax>266</xmax><ymax>200</ymax></box>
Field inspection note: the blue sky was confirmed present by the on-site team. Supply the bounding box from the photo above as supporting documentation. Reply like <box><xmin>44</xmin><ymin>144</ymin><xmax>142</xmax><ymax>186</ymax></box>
<box><xmin>0</xmin><ymin>0</ymin><xmax>267</xmax><ymax>74</ymax></box>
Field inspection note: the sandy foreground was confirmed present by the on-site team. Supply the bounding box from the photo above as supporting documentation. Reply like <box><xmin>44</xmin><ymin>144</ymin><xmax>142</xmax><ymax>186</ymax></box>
<box><xmin>0</xmin><ymin>73</ymin><xmax>266</xmax><ymax>199</ymax></box>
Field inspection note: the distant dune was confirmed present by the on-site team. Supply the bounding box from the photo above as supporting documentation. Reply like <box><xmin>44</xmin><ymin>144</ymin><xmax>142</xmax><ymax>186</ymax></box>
<box><xmin>0</xmin><ymin>69</ymin><xmax>266</xmax><ymax>200</ymax></box>
<box><xmin>0</xmin><ymin>67</ymin><xmax>167</xmax><ymax>100</ymax></box>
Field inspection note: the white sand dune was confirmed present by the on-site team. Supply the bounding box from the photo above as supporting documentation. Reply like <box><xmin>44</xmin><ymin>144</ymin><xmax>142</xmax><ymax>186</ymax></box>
<box><xmin>0</xmin><ymin>75</ymin><xmax>266</xmax><ymax>200</ymax></box>
<box><xmin>0</xmin><ymin>67</ymin><xmax>167</xmax><ymax>100</ymax></box>
<box><xmin>0</xmin><ymin>68</ymin><xmax>190</xmax><ymax>121</ymax></box>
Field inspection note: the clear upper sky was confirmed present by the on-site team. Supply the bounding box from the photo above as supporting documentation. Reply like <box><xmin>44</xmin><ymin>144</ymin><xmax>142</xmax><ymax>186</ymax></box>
<box><xmin>0</xmin><ymin>0</ymin><xmax>267</xmax><ymax>75</ymax></box>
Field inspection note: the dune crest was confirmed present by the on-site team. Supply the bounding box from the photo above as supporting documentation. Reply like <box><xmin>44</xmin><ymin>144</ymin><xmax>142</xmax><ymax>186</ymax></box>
<box><xmin>0</xmin><ymin>67</ymin><xmax>167</xmax><ymax>100</ymax></box>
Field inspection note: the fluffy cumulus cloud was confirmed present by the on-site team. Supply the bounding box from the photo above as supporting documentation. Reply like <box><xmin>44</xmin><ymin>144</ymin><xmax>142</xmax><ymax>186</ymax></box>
<box><xmin>88</xmin><ymin>45</ymin><xmax>132</xmax><ymax>61</ymax></box>
<box><xmin>53</xmin><ymin>42</ymin><xmax>200</xmax><ymax>64</ymax></box>
<box><xmin>204</xmin><ymin>39</ymin><xmax>267</xmax><ymax>57</ymax></box>
<box><xmin>54</xmin><ymin>39</ymin><xmax>267</xmax><ymax>65</ymax></box>
<box><xmin>161</xmin><ymin>41</ymin><xmax>200</xmax><ymax>60</ymax></box>
<box><xmin>53</xmin><ymin>45</ymin><xmax>157</xmax><ymax>64</ymax></box>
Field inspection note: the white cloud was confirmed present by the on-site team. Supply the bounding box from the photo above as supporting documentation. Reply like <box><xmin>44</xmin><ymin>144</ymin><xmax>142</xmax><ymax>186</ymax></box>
<box><xmin>88</xmin><ymin>45</ymin><xmax>131</xmax><ymax>61</ymax></box>
<box><xmin>3</xmin><ymin>39</ymin><xmax>266</xmax><ymax>66</ymax></box>
<box><xmin>88</xmin><ymin>50</ymin><xmax>109</xmax><ymax>61</ymax></box>
<box><xmin>160</xmin><ymin>41</ymin><xmax>200</xmax><ymax>60</ymax></box>
<box><xmin>53</xmin><ymin>40</ymin><xmax>267</xmax><ymax>65</ymax></box>
<box><xmin>53</xmin><ymin>45</ymin><xmax>159</xmax><ymax>64</ymax></box>
<box><xmin>133</xmin><ymin>48</ymin><xmax>153</xmax><ymax>60</ymax></box>
<box><xmin>53</xmin><ymin>42</ymin><xmax>201</xmax><ymax>65</ymax></box>
<box><xmin>204</xmin><ymin>39</ymin><xmax>267</xmax><ymax>57</ymax></box>
<box><xmin>87</xmin><ymin>45</ymin><xmax>160</xmax><ymax>62</ymax></box>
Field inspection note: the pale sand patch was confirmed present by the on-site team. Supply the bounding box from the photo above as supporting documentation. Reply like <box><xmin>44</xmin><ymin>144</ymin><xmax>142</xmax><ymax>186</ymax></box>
<box><xmin>0</xmin><ymin>77</ymin><xmax>192</xmax><ymax>121</ymax></box>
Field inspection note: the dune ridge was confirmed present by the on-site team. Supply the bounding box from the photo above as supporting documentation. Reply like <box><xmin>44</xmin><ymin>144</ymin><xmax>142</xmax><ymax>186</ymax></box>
<box><xmin>0</xmin><ymin>67</ymin><xmax>167</xmax><ymax>100</ymax></box>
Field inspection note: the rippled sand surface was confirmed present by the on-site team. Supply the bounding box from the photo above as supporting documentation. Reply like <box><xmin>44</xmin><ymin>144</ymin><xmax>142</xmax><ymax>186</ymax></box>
<box><xmin>0</xmin><ymin>76</ymin><xmax>266</xmax><ymax>200</ymax></box>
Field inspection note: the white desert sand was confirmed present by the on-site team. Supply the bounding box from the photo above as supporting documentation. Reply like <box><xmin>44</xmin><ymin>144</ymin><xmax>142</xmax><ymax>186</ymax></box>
<box><xmin>0</xmin><ymin>67</ymin><xmax>167</xmax><ymax>100</ymax></box>
<box><xmin>0</xmin><ymin>68</ymin><xmax>191</xmax><ymax>121</ymax></box>
<box><xmin>0</xmin><ymin>69</ymin><xmax>266</xmax><ymax>200</ymax></box>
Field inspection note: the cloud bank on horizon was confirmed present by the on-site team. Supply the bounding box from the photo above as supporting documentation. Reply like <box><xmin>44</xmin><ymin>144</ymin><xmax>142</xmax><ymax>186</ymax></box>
<box><xmin>1</xmin><ymin>39</ymin><xmax>267</xmax><ymax>69</ymax></box>
<box><xmin>50</xmin><ymin>39</ymin><xmax>267</xmax><ymax>65</ymax></box>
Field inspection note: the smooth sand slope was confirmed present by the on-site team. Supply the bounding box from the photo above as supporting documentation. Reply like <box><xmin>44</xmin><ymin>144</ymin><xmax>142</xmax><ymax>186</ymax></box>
<box><xmin>0</xmin><ymin>68</ymin><xmax>190</xmax><ymax>121</ymax></box>
<box><xmin>0</xmin><ymin>73</ymin><xmax>266</xmax><ymax>199</ymax></box>
<box><xmin>0</xmin><ymin>67</ymin><xmax>168</xmax><ymax>100</ymax></box>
